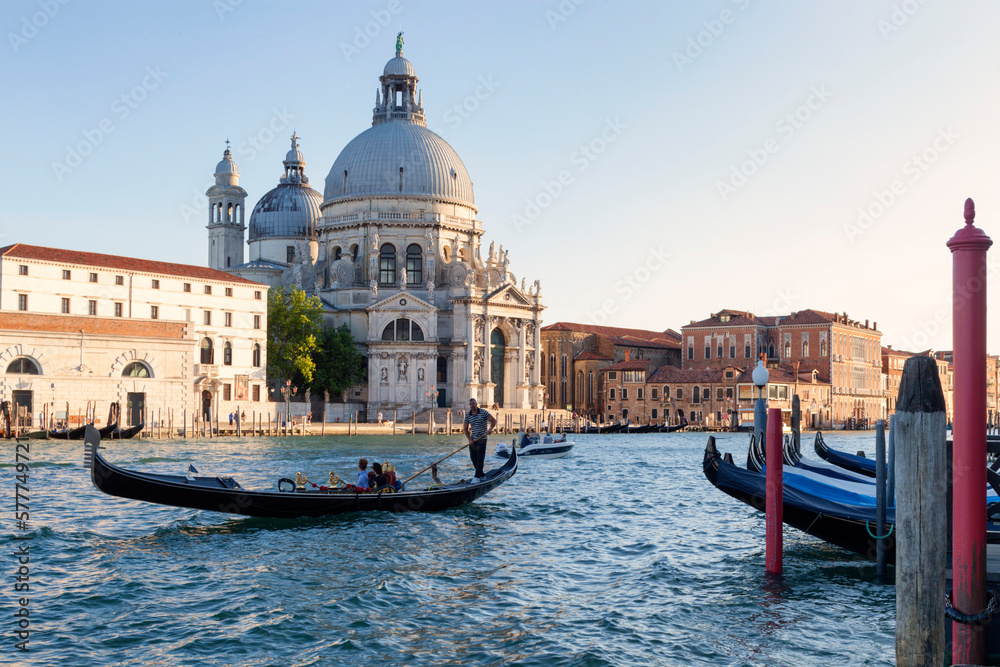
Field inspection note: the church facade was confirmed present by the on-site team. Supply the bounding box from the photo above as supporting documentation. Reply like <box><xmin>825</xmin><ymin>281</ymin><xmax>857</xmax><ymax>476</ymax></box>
<box><xmin>215</xmin><ymin>42</ymin><xmax>545</xmax><ymax>417</ymax></box>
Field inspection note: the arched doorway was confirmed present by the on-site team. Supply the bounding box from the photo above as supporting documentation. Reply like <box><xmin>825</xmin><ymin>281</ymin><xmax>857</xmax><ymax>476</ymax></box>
<box><xmin>201</xmin><ymin>390</ymin><xmax>212</xmax><ymax>422</ymax></box>
<box><xmin>490</xmin><ymin>329</ymin><xmax>505</xmax><ymax>408</ymax></box>
<box><xmin>436</xmin><ymin>356</ymin><xmax>448</xmax><ymax>407</ymax></box>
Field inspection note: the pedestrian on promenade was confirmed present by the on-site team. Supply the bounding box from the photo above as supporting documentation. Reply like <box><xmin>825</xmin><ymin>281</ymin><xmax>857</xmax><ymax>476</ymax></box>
<box><xmin>229</xmin><ymin>412</ymin><xmax>234</xmax><ymax>426</ymax></box>
<box><xmin>377</xmin><ymin>410</ymin><xmax>383</xmax><ymax>425</ymax></box>
<box><xmin>463</xmin><ymin>398</ymin><xmax>496</xmax><ymax>481</ymax></box>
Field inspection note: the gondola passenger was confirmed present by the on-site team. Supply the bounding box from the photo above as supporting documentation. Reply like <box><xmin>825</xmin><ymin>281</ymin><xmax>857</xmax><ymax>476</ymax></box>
<box><xmin>371</xmin><ymin>462</ymin><xmax>387</xmax><ymax>488</ymax></box>
<box><xmin>356</xmin><ymin>458</ymin><xmax>370</xmax><ymax>489</ymax></box>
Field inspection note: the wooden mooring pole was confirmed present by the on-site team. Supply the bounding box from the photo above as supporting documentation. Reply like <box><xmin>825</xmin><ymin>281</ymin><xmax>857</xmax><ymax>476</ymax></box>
<box><xmin>875</xmin><ymin>419</ymin><xmax>888</xmax><ymax>582</ymax></box>
<box><xmin>895</xmin><ymin>355</ymin><xmax>947</xmax><ymax>666</ymax></box>
<box><xmin>947</xmin><ymin>197</ymin><xmax>992</xmax><ymax>664</ymax></box>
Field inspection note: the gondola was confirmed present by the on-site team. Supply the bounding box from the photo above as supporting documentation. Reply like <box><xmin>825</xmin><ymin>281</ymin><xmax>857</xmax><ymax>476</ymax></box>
<box><xmin>658</xmin><ymin>423</ymin><xmax>686</xmax><ymax>433</ymax></box>
<box><xmin>813</xmin><ymin>431</ymin><xmax>877</xmax><ymax>478</ymax></box>
<box><xmin>47</xmin><ymin>421</ymin><xmax>118</xmax><ymax>440</ymax></box>
<box><xmin>109</xmin><ymin>422</ymin><xmax>143</xmax><ymax>439</ymax></box>
<box><xmin>704</xmin><ymin>436</ymin><xmax>892</xmax><ymax>559</ymax></box>
<box><xmin>747</xmin><ymin>431</ymin><xmax>874</xmax><ymax>484</ymax></box>
<box><xmin>85</xmin><ymin>426</ymin><xmax>517</xmax><ymax>518</ymax></box>
<box><xmin>706</xmin><ymin>436</ymin><xmax>1000</xmax><ymax>560</ymax></box>
<box><xmin>599</xmin><ymin>424</ymin><xmax>624</xmax><ymax>434</ymax></box>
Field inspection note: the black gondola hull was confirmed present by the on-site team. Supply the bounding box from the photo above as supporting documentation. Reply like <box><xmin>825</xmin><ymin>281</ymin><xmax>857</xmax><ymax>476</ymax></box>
<box><xmin>86</xmin><ymin>430</ymin><xmax>517</xmax><ymax>518</ymax></box>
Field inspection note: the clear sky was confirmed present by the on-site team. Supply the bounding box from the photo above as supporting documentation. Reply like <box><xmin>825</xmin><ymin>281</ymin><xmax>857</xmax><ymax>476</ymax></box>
<box><xmin>4</xmin><ymin>0</ymin><xmax>1000</xmax><ymax>352</ymax></box>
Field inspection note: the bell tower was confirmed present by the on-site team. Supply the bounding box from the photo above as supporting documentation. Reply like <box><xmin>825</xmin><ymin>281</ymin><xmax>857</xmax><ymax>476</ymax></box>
<box><xmin>206</xmin><ymin>141</ymin><xmax>248</xmax><ymax>271</ymax></box>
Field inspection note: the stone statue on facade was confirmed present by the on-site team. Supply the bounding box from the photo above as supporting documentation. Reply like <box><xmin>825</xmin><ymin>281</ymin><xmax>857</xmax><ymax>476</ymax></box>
<box><xmin>418</xmin><ymin>368</ymin><xmax>424</xmax><ymax>382</ymax></box>
<box><xmin>397</xmin><ymin>356</ymin><xmax>408</xmax><ymax>382</ymax></box>
<box><xmin>370</xmin><ymin>279</ymin><xmax>378</xmax><ymax>297</ymax></box>
<box><xmin>474</xmin><ymin>319</ymin><xmax>484</xmax><ymax>343</ymax></box>
<box><xmin>473</xmin><ymin>349</ymin><xmax>483</xmax><ymax>381</ymax></box>
<box><xmin>381</xmin><ymin>367</ymin><xmax>388</xmax><ymax>383</ymax></box>
<box><xmin>488</xmin><ymin>241</ymin><xmax>495</xmax><ymax>260</ymax></box>
<box><xmin>521</xmin><ymin>277</ymin><xmax>527</xmax><ymax>292</ymax></box>
<box><xmin>396</xmin><ymin>31</ymin><xmax>404</xmax><ymax>56</ymax></box>
<box><xmin>400</xmin><ymin>265</ymin><xmax>407</xmax><ymax>289</ymax></box>
<box><xmin>427</xmin><ymin>279</ymin><xmax>435</xmax><ymax>297</ymax></box>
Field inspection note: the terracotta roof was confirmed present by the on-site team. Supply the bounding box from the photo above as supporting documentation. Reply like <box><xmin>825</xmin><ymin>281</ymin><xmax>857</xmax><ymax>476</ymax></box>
<box><xmin>684</xmin><ymin>310</ymin><xmax>771</xmax><ymax>328</ymax></box>
<box><xmin>882</xmin><ymin>346</ymin><xmax>912</xmax><ymax>356</ymax></box>
<box><xmin>780</xmin><ymin>309</ymin><xmax>837</xmax><ymax>325</ymax></box>
<box><xmin>735</xmin><ymin>364</ymin><xmax>830</xmax><ymax>385</ymax></box>
<box><xmin>574</xmin><ymin>350</ymin><xmax>612</xmax><ymax>361</ymax></box>
<box><xmin>0</xmin><ymin>243</ymin><xmax>265</xmax><ymax>286</ymax></box>
<box><xmin>648</xmin><ymin>366</ymin><xmax>724</xmax><ymax>384</ymax></box>
<box><xmin>601</xmin><ymin>360</ymin><xmax>654</xmax><ymax>372</ymax></box>
<box><xmin>543</xmin><ymin>322</ymin><xmax>680</xmax><ymax>349</ymax></box>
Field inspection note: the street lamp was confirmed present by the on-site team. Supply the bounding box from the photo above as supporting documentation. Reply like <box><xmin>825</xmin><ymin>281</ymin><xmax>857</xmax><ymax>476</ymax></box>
<box><xmin>752</xmin><ymin>359</ymin><xmax>769</xmax><ymax>444</ymax></box>
<box><xmin>426</xmin><ymin>385</ymin><xmax>439</xmax><ymax>407</ymax></box>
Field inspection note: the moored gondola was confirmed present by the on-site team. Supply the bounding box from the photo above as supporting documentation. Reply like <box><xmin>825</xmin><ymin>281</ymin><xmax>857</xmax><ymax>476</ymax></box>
<box><xmin>85</xmin><ymin>426</ymin><xmax>517</xmax><ymax>518</ymax></box>
<box><xmin>704</xmin><ymin>436</ymin><xmax>893</xmax><ymax>559</ymax></box>
<box><xmin>110</xmin><ymin>422</ymin><xmax>143</xmax><ymax>439</ymax></box>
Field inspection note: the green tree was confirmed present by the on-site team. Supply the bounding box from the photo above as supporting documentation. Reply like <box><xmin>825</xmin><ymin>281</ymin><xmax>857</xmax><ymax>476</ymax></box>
<box><xmin>267</xmin><ymin>287</ymin><xmax>324</xmax><ymax>386</ymax></box>
<box><xmin>310</xmin><ymin>324</ymin><xmax>366</xmax><ymax>399</ymax></box>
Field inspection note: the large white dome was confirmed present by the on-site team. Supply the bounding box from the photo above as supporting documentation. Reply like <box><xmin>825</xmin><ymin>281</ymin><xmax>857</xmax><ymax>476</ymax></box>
<box><xmin>323</xmin><ymin>122</ymin><xmax>474</xmax><ymax>207</ymax></box>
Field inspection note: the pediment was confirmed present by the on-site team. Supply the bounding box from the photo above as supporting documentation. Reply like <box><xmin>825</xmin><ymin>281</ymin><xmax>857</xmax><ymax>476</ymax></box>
<box><xmin>487</xmin><ymin>285</ymin><xmax>532</xmax><ymax>306</ymax></box>
<box><xmin>367</xmin><ymin>291</ymin><xmax>436</xmax><ymax>313</ymax></box>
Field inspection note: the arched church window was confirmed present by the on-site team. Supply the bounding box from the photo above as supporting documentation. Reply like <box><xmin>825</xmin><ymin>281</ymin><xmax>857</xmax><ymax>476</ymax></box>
<box><xmin>333</xmin><ymin>246</ymin><xmax>342</xmax><ymax>261</ymax></box>
<box><xmin>350</xmin><ymin>244</ymin><xmax>359</xmax><ymax>261</ymax></box>
<box><xmin>224</xmin><ymin>341</ymin><xmax>233</xmax><ymax>366</ymax></box>
<box><xmin>803</xmin><ymin>341</ymin><xmax>809</xmax><ymax>357</ymax></box>
<box><xmin>122</xmin><ymin>361</ymin><xmax>150</xmax><ymax>378</ymax></box>
<box><xmin>381</xmin><ymin>318</ymin><xmax>423</xmax><ymax>342</ymax></box>
<box><xmin>549</xmin><ymin>354</ymin><xmax>555</xmax><ymax>377</ymax></box>
<box><xmin>200</xmin><ymin>337</ymin><xmax>213</xmax><ymax>364</ymax></box>
<box><xmin>442</xmin><ymin>245</ymin><xmax>452</xmax><ymax>262</ymax></box>
<box><xmin>406</xmin><ymin>244</ymin><xmax>422</xmax><ymax>284</ymax></box>
<box><xmin>6</xmin><ymin>358</ymin><xmax>39</xmax><ymax>375</ymax></box>
<box><xmin>252</xmin><ymin>343</ymin><xmax>261</xmax><ymax>367</ymax></box>
<box><xmin>458</xmin><ymin>247</ymin><xmax>467</xmax><ymax>263</ymax></box>
<box><xmin>784</xmin><ymin>342</ymin><xmax>791</xmax><ymax>358</ymax></box>
<box><xmin>227</xmin><ymin>203</ymin><xmax>233</xmax><ymax>223</ymax></box>
<box><xmin>379</xmin><ymin>244</ymin><xmax>396</xmax><ymax>285</ymax></box>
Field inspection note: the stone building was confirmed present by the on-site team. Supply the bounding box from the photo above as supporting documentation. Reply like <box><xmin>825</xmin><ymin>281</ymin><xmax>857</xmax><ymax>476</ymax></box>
<box><xmin>734</xmin><ymin>364</ymin><xmax>832</xmax><ymax>430</ymax></box>
<box><xmin>210</xmin><ymin>41</ymin><xmax>545</xmax><ymax>418</ymax></box>
<box><xmin>683</xmin><ymin>308</ymin><xmax>883</xmax><ymax>428</ymax></box>
<box><xmin>599</xmin><ymin>358</ymin><xmax>656</xmax><ymax>424</ymax></box>
<box><xmin>540</xmin><ymin>321</ymin><xmax>681</xmax><ymax>417</ymax></box>
<box><xmin>646</xmin><ymin>365</ymin><xmax>743</xmax><ymax>427</ymax></box>
<box><xmin>0</xmin><ymin>244</ymin><xmax>268</xmax><ymax>429</ymax></box>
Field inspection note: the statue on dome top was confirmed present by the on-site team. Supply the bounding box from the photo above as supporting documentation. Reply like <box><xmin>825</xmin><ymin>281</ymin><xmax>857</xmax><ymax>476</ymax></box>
<box><xmin>396</xmin><ymin>32</ymin><xmax>404</xmax><ymax>57</ymax></box>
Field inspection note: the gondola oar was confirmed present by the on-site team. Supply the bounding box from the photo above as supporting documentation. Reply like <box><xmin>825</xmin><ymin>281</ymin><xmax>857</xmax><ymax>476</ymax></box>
<box><xmin>402</xmin><ymin>443</ymin><xmax>471</xmax><ymax>486</ymax></box>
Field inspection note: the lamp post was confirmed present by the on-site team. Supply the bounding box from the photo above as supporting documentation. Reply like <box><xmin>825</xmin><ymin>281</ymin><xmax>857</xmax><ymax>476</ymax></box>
<box><xmin>426</xmin><ymin>386</ymin><xmax>439</xmax><ymax>408</ymax></box>
<box><xmin>752</xmin><ymin>359</ymin><xmax>769</xmax><ymax>445</ymax></box>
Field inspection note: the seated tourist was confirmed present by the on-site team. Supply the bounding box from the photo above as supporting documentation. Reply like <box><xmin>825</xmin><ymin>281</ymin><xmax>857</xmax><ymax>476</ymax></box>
<box><xmin>356</xmin><ymin>458</ymin><xmax>370</xmax><ymax>489</ymax></box>
<box><xmin>543</xmin><ymin>433</ymin><xmax>553</xmax><ymax>444</ymax></box>
<box><xmin>371</xmin><ymin>462</ymin><xmax>387</xmax><ymax>488</ymax></box>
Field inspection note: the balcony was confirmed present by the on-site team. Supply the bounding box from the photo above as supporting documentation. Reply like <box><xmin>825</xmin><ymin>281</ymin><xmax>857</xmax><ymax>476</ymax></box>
<box><xmin>195</xmin><ymin>364</ymin><xmax>219</xmax><ymax>378</ymax></box>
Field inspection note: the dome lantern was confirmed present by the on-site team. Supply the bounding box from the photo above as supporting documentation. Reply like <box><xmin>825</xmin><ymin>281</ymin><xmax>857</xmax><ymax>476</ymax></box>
<box><xmin>373</xmin><ymin>33</ymin><xmax>425</xmax><ymax>127</ymax></box>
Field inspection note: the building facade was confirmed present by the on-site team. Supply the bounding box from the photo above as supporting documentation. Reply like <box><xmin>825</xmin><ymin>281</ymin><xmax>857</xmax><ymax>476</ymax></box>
<box><xmin>212</xmin><ymin>43</ymin><xmax>545</xmax><ymax>418</ymax></box>
<box><xmin>0</xmin><ymin>244</ymin><xmax>268</xmax><ymax>429</ymax></box>
<box><xmin>540</xmin><ymin>321</ymin><xmax>681</xmax><ymax>417</ymax></box>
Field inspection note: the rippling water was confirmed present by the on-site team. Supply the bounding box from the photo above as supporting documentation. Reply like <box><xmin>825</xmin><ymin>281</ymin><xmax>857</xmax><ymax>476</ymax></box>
<box><xmin>4</xmin><ymin>430</ymin><xmax>895</xmax><ymax>666</ymax></box>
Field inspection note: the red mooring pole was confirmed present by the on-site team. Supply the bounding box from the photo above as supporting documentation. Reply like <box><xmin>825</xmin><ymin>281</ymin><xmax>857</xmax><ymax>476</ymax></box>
<box><xmin>766</xmin><ymin>406</ymin><xmax>783</xmax><ymax>575</ymax></box>
<box><xmin>947</xmin><ymin>197</ymin><xmax>992</xmax><ymax>664</ymax></box>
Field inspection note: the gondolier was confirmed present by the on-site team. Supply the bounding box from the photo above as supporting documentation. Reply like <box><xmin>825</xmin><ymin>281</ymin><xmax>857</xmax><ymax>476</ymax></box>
<box><xmin>463</xmin><ymin>398</ymin><xmax>496</xmax><ymax>481</ymax></box>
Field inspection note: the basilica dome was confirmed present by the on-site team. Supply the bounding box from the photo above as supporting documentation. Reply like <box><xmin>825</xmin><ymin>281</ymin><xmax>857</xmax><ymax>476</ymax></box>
<box><xmin>323</xmin><ymin>53</ymin><xmax>475</xmax><ymax>209</ymax></box>
<box><xmin>249</xmin><ymin>134</ymin><xmax>322</xmax><ymax>241</ymax></box>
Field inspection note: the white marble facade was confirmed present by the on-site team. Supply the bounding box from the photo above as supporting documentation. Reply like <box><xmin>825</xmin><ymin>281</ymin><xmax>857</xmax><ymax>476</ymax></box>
<box><xmin>218</xmin><ymin>43</ymin><xmax>545</xmax><ymax>416</ymax></box>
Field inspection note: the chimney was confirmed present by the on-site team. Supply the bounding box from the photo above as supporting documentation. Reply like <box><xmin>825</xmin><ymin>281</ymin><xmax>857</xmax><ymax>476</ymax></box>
<box><xmin>865</xmin><ymin>319</ymin><xmax>869</xmax><ymax>328</ymax></box>
<box><xmin>624</xmin><ymin>349</ymin><xmax>631</xmax><ymax>361</ymax></box>
<box><xmin>874</xmin><ymin>321</ymin><xmax>877</xmax><ymax>331</ymax></box>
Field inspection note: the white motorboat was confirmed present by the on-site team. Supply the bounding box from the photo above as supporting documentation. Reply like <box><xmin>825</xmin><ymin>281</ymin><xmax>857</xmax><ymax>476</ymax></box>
<box><xmin>496</xmin><ymin>432</ymin><xmax>574</xmax><ymax>460</ymax></box>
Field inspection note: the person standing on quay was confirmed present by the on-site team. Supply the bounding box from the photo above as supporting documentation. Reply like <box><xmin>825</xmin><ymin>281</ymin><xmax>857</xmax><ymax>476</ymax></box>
<box><xmin>463</xmin><ymin>398</ymin><xmax>496</xmax><ymax>481</ymax></box>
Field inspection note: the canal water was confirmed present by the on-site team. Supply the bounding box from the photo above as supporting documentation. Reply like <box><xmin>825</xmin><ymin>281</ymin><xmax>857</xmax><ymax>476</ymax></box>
<box><xmin>5</xmin><ymin>430</ymin><xmax>895</xmax><ymax>666</ymax></box>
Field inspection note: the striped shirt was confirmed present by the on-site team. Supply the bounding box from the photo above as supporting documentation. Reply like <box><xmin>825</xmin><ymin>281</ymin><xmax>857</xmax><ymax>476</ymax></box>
<box><xmin>464</xmin><ymin>408</ymin><xmax>493</xmax><ymax>441</ymax></box>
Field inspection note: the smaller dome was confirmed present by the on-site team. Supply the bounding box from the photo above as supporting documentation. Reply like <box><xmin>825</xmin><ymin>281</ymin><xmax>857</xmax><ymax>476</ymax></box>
<box><xmin>249</xmin><ymin>185</ymin><xmax>322</xmax><ymax>242</ymax></box>
<box><xmin>215</xmin><ymin>148</ymin><xmax>238</xmax><ymax>176</ymax></box>
<box><xmin>286</xmin><ymin>147</ymin><xmax>305</xmax><ymax>163</ymax></box>
<box><xmin>383</xmin><ymin>56</ymin><xmax>415</xmax><ymax>77</ymax></box>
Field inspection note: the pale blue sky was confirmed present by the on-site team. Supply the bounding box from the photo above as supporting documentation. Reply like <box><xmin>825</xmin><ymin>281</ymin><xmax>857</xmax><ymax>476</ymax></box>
<box><xmin>4</xmin><ymin>1</ymin><xmax>1000</xmax><ymax>351</ymax></box>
